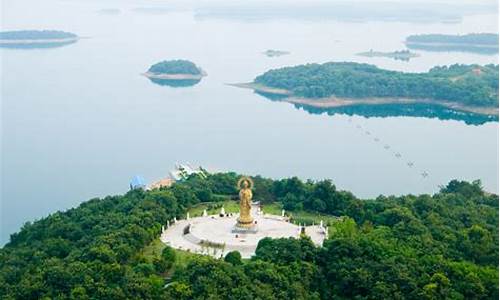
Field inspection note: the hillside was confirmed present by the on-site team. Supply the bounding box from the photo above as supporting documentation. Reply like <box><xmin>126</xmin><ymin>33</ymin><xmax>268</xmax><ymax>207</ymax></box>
<box><xmin>0</xmin><ymin>174</ymin><xmax>497</xmax><ymax>299</ymax></box>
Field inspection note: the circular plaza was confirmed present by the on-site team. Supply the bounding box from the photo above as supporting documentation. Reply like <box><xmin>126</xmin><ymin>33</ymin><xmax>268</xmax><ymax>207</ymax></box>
<box><xmin>160</xmin><ymin>206</ymin><xmax>327</xmax><ymax>258</ymax></box>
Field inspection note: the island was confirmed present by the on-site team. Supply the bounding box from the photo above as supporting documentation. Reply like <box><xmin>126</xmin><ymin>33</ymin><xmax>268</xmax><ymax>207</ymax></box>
<box><xmin>357</xmin><ymin>49</ymin><xmax>419</xmax><ymax>61</ymax></box>
<box><xmin>232</xmin><ymin>62</ymin><xmax>499</xmax><ymax>116</ymax></box>
<box><xmin>0</xmin><ymin>30</ymin><xmax>79</xmax><ymax>49</ymax></box>
<box><xmin>405</xmin><ymin>33</ymin><xmax>499</xmax><ymax>54</ymax></box>
<box><xmin>263</xmin><ymin>49</ymin><xmax>290</xmax><ymax>57</ymax></box>
<box><xmin>143</xmin><ymin>59</ymin><xmax>207</xmax><ymax>87</ymax></box>
<box><xmin>0</xmin><ymin>172</ymin><xmax>497</xmax><ymax>299</ymax></box>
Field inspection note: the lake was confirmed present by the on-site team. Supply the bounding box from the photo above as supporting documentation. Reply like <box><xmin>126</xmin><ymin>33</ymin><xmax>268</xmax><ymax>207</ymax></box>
<box><xmin>1</xmin><ymin>0</ymin><xmax>498</xmax><ymax>244</ymax></box>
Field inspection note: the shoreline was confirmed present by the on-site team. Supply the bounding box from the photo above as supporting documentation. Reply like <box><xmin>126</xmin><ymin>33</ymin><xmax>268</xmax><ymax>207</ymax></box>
<box><xmin>231</xmin><ymin>82</ymin><xmax>498</xmax><ymax>116</ymax></box>
<box><xmin>405</xmin><ymin>41</ymin><xmax>498</xmax><ymax>49</ymax></box>
<box><xmin>143</xmin><ymin>71</ymin><xmax>207</xmax><ymax>80</ymax></box>
<box><xmin>227</xmin><ymin>82</ymin><xmax>292</xmax><ymax>96</ymax></box>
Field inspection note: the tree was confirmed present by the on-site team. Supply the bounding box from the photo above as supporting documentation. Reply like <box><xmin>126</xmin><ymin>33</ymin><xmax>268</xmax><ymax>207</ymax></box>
<box><xmin>423</xmin><ymin>273</ymin><xmax>451</xmax><ymax>299</ymax></box>
<box><xmin>224</xmin><ymin>251</ymin><xmax>242</xmax><ymax>265</ymax></box>
<box><xmin>161</xmin><ymin>246</ymin><xmax>177</xmax><ymax>269</ymax></box>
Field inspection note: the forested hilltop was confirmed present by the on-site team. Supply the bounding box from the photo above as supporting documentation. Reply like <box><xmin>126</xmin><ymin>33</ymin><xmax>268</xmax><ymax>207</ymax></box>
<box><xmin>0</xmin><ymin>174</ymin><xmax>498</xmax><ymax>299</ymax></box>
<box><xmin>148</xmin><ymin>60</ymin><xmax>202</xmax><ymax>75</ymax></box>
<box><xmin>253</xmin><ymin>63</ymin><xmax>499</xmax><ymax>107</ymax></box>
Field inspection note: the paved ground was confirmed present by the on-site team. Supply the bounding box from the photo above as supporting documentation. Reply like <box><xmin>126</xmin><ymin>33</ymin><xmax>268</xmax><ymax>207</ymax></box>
<box><xmin>160</xmin><ymin>207</ymin><xmax>327</xmax><ymax>258</ymax></box>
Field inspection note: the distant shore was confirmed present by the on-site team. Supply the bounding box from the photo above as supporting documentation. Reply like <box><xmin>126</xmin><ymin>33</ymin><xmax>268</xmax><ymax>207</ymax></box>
<box><xmin>232</xmin><ymin>82</ymin><xmax>499</xmax><ymax>116</ymax></box>
<box><xmin>405</xmin><ymin>41</ymin><xmax>498</xmax><ymax>49</ymax></box>
<box><xmin>143</xmin><ymin>71</ymin><xmax>207</xmax><ymax>80</ymax></box>
<box><xmin>0</xmin><ymin>37</ymin><xmax>79</xmax><ymax>45</ymax></box>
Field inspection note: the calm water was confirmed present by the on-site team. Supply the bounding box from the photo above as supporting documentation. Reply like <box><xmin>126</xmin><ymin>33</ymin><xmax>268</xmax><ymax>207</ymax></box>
<box><xmin>1</xmin><ymin>0</ymin><xmax>498</xmax><ymax>244</ymax></box>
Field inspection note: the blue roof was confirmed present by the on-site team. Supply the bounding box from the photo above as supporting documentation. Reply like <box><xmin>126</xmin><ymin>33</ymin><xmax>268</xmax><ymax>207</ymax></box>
<box><xmin>130</xmin><ymin>175</ymin><xmax>146</xmax><ymax>189</ymax></box>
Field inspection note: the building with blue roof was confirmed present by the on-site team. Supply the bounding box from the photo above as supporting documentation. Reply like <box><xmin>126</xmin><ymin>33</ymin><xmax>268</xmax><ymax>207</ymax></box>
<box><xmin>130</xmin><ymin>175</ymin><xmax>146</xmax><ymax>190</ymax></box>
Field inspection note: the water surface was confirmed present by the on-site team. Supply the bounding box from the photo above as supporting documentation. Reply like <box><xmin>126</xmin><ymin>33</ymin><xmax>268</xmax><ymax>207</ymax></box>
<box><xmin>1</xmin><ymin>0</ymin><xmax>498</xmax><ymax>244</ymax></box>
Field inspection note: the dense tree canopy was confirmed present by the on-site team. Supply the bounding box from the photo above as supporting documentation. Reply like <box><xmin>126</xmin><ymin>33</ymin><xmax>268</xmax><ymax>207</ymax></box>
<box><xmin>148</xmin><ymin>60</ymin><xmax>202</xmax><ymax>75</ymax></box>
<box><xmin>254</xmin><ymin>62</ymin><xmax>499</xmax><ymax>107</ymax></box>
<box><xmin>0</xmin><ymin>174</ymin><xmax>497</xmax><ymax>299</ymax></box>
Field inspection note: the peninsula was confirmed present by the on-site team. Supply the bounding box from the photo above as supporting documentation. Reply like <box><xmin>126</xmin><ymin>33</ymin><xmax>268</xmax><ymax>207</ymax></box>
<box><xmin>233</xmin><ymin>62</ymin><xmax>499</xmax><ymax>116</ymax></box>
<box><xmin>0</xmin><ymin>30</ymin><xmax>79</xmax><ymax>48</ymax></box>
<box><xmin>357</xmin><ymin>49</ymin><xmax>419</xmax><ymax>61</ymax></box>
<box><xmin>405</xmin><ymin>33</ymin><xmax>499</xmax><ymax>54</ymax></box>
<box><xmin>0</xmin><ymin>173</ymin><xmax>497</xmax><ymax>299</ymax></box>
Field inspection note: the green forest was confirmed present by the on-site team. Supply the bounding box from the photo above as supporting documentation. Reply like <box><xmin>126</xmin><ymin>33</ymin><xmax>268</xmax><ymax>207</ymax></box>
<box><xmin>0</xmin><ymin>30</ymin><xmax>77</xmax><ymax>40</ymax></box>
<box><xmin>254</xmin><ymin>63</ymin><xmax>499</xmax><ymax>107</ymax></box>
<box><xmin>0</xmin><ymin>173</ymin><xmax>498</xmax><ymax>299</ymax></box>
<box><xmin>148</xmin><ymin>60</ymin><xmax>202</xmax><ymax>75</ymax></box>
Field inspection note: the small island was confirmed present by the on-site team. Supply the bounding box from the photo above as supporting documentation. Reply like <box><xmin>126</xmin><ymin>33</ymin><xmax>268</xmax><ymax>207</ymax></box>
<box><xmin>143</xmin><ymin>60</ymin><xmax>207</xmax><ymax>87</ymax></box>
<box><xmin>357</xmin><ymin>49</ymin><xmax>419</xmax><ymax>61</ymax></box>
<box><xmin>263</xmin><ymin>49</ymin><xmax>290</xmax><ymax>57</ymax></box>
<box><xmin>0</xmin><ymin>30</ymin><xmax>79</xmax><ymax>49</ymax></box>
<box><xmin>232</xmin><ymin>62</ymin><xmax>499</xmax><ymax>116</ymax></box>
<box><xmin>405</xmin><ymin>33</ymin><xmax>499</xmax><ymax>54</ymax></box>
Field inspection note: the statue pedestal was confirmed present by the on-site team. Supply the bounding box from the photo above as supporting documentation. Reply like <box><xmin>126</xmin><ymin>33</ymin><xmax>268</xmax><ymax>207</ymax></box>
<box><xmin>232</xmin><ymin>223</ymin><xmax>258</xmax><ymax>234</ymax></box>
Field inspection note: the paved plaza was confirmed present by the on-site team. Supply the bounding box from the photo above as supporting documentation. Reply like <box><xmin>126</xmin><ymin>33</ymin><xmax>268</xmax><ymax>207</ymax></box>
<box><xmin>160</xmin><ymin>207</ymin><xmax>327</xmax><ymax>258</ymax></box>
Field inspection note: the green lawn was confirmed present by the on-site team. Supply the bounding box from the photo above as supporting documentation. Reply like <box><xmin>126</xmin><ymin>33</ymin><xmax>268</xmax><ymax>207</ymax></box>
<box><xmin>261</xmin><ymin>202</ymin><xmax>283</xmax><ymax>215</ymax></box>
<box><xmin>262</xmin><ymin>202</ymin><xmax>339</xmax><ymax>226</ymax></box>
<box><xmin>189</xmin><ymin>200</ymin><xmax>339</xmax><ymax>226</ymax></box>
<box><xmin>188</xmin><ymin>199</ymin><xmax>239</xmax><ymax>217</ymax></box>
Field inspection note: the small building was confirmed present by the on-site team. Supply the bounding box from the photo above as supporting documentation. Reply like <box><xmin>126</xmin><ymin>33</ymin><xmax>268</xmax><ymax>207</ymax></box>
<box><xmin>149</xmin><ymin>177</ymin><xmax>175</xmax><ymax>190</ymax></box>
<box><xmin>130</xmin><ymin>175</ymin><xmax>146</xmax><ymax>190</ymax></box>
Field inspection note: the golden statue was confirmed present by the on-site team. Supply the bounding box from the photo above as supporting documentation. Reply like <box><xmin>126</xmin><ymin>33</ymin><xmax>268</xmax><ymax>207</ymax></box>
<box><xmin>236</xmin><ymin>176</ymin><xmax>254</xmax><ymax>229</ymax></box>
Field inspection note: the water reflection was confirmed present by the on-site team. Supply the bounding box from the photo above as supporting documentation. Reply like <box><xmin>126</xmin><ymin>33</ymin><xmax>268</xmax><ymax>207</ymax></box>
<box><xmin>0</xmin><ymin>40</ymin><xmax>77</xmax><ymax>49</ymax></box>
<box><xmin>296</xmin><ymin>103</ymin><xmax>498</xmax><ymax>125</ymax></box>
<box><xmin>256</xmin><ymin>91</ymin><xmax>498</xmax><ymax>125</ymax></box>
<box><xmin>147</xmin><ymin>78</ymin><xmax>201</xmax><ymax>87</ymax></box>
